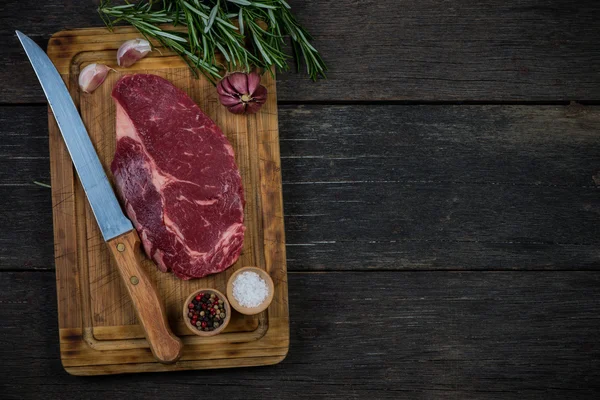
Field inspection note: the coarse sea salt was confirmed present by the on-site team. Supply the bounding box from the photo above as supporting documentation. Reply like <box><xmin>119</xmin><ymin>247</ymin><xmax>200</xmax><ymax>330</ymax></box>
<box><xmin>232</xmin><ymin>271</ymin><xmax>269</xmax><ymax>308</ymax></box>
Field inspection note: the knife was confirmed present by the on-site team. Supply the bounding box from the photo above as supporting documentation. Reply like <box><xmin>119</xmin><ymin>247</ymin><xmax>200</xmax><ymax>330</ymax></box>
<box><xmin>16</xmin><ymin>31</ymin><xmax>183</xmax><ymax>364</ymax></box>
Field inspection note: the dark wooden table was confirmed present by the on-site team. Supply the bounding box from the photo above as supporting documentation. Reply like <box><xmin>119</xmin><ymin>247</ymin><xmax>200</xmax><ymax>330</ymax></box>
<box><xmin>2</xmin><ymin>1</ymin><xmax>600</xmax><ymax>398</ymax></box>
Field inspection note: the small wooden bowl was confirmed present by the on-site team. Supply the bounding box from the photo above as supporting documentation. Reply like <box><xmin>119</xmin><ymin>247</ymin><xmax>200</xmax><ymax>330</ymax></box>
<box><xmin>182</xmin><ymin>288</ymin><xmax>231</xmax><ymax>337</ymax></box>
<box><xmin>226</xmin><ymin>267</ymin><xmax>275</xmax><ymax>315</ymax></box>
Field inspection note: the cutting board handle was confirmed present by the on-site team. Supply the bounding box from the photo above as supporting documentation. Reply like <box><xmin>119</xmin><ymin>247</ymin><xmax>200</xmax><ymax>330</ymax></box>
<box><xmin>108</xmin><ymin>230</ymin><xmax>183</xmax><ymax>364</ymax></box>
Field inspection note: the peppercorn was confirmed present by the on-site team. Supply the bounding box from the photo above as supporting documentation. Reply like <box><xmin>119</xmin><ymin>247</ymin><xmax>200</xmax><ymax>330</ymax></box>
<box><xmin>187</xmin><ymin>291</ymin><xmax>227</xmax><ymax>333</ymax></box>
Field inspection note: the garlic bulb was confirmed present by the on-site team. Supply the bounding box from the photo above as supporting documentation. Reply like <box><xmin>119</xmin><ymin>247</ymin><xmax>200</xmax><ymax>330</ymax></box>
<box><xmin>117</xmin><ymin>39</ymin><xmax>151</xmax><ymax>68</ymax></box>
<box><xmin>78</xmin><ymin>63</ymin><xmax>111</xmax><ymax>93</ymax></box>
<box><xmin>217</xmin><ymin>72</ymin><xmax>267</xmax><ymax>114</ymax></box>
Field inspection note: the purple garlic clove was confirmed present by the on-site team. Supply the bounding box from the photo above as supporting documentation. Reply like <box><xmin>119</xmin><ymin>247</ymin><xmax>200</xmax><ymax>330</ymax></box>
<box><xmin>247</xmin><ymin>72</ymin><xmax>261</xmax><ymax>95</ymax></box>
<box><xmin>228</xmin><ymin>103</ymin><xmax>247</xmax><ymax>114</ymax></box>
<box><xmin>226</xmin><ymin>72</ymin><xmax>249</xmax><ymax>95</ymax></box>
<box><xmin>251</xmin><ymin>84</ymin><xmax>268</xmax><ymax>104</ymax></box>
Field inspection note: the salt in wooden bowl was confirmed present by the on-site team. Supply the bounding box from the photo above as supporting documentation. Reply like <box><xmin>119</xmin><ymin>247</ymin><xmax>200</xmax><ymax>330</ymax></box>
<box><xmin>226</xmin><ymin>266</ymin><xmax>274</xmax><ymax>315</ymax></box>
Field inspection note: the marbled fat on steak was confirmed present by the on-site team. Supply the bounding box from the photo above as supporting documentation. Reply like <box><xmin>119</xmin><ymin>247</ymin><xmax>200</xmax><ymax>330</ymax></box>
<box><xmin>111</xmin><ymin>74</ymin><xmax>245</xmax><ymax>280</ymax></box>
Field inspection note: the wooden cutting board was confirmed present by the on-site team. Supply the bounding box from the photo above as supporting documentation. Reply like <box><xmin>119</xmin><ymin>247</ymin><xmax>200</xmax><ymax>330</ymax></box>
<box><xmin>46</xmin><ymin>27</ymin><xmax>289</xmax><ymax>375</ymax></box>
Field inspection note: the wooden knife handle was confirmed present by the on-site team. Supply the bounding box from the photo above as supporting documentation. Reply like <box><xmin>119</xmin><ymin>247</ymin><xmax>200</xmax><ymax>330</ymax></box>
<box><xmin>107</xmin><ymin>230</ymin><xmax>183</xmax><ymax>364</ymax></box>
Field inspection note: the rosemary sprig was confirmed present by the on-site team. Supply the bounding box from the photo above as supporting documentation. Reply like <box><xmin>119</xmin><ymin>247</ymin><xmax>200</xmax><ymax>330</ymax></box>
<box><xmin>98</xmin><ymin>0</ymin><xmax>327</xmax><ymax>82</ymax></box>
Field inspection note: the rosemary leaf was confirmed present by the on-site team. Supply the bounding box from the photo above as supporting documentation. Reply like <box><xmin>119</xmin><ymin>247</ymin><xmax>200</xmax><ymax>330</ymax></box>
<box><xmin>252</xmin><ymin>33</ymin><xmax>271</xmax><ymax>65</ymax></box>
<box><xmin>238</xmin><ymin>8</ymin><xmax>244</xmax><ymax>35</ymax></box>
<box><xmin>267</xmin><ymin>9</ymin><xmax>276</xmax><ymax>27</ymax></box>
<box><xmin>153</xmin><ymin>30</ymin><xmax>188</xmax><ymax>42</ymax></box>
<box><xmin>215</xmin><ymin>17</ymin><xmax>238</xmax><ymax>30</ymax></box>
<box><xmin>215</xmin><ymin>41</ymin><xmax>230</xmax><ymax>62</ymax></box>
<box><xmin>182</xmin><ymin>1</ymin><xmax>209</xmax><ymax>19</ymax></box>
<box><xmin>252</xmin><ymin>3</ymin><xmax>277</xmax><ymax>10</ymax></box>
<box><xmin>205</xmin><ymin>1</ymin><xmax>219</xmax><ymax>33</ymax></box>
<box><xmin>111</xmin><ymin>4</ymin><xmax>136</xmax><ymax>10</ymax></box>
<box><xmin>33</xmin><ymin>181</ymin><xmax>51</xmax><ymax>189</ymax></box>
<box><xmin>227</xmin><ymin>0</ymin><xmax>251</xmax><ymax>6</ymax></box>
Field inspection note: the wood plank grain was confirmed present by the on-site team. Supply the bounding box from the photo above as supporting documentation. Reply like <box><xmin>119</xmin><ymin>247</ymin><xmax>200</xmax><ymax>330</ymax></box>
<box><xmin>279</xmin><ymin>104</ymin><xmax>600</xmax><ymax>270</ymax></box>
<box><xmin>279</xmin><ymin>104</ymin><xmax>600</xmax><ymax>187</ymax></box>
<box><xmin>1</xmin><ymin>271</ymin><xmax>599</xmax><ymax>398</ymax></box>
<box><xmin>2</xmin><ymin>1</ymin><xmax>600</xmax><ymax>102</ymax></box>
<box><xmin>0</xmin><ymin>185</ymin><xmax>53</xmax><ymax>268</ymax></box>
<box><xmin>0</xmin><ymin>103</ymin><xmax>53</xmax><ymax>266</ymax></box>
<box><xmin>3</xmin><ymin>104</ymin><xmax>600</xmax><ymax>271</ymax></box>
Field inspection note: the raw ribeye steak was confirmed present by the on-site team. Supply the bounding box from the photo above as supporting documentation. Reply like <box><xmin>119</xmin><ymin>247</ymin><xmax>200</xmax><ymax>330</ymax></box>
<box><xmin>111</xmin><ymin>74</ymin><xmax>245</xmax><ymax>280</ymax></box>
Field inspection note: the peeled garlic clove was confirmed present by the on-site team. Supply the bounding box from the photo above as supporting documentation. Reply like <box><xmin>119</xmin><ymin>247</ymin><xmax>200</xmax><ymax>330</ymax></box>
<box><xmin>78</xmin><ymin>63</ymin><xmax>111</xmax><ymax>93</ymax></box>
<box><xmin>117</xmin><ymin>39</ymin><xmax>151</xmax><ymax>68</ymax></box>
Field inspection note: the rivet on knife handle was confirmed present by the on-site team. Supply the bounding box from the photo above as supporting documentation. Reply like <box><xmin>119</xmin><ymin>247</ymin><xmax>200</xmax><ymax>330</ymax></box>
<box><xmin>108</xmin><ymin>230</ymin><xmax>183</xmax><ymax>364</ymax></box>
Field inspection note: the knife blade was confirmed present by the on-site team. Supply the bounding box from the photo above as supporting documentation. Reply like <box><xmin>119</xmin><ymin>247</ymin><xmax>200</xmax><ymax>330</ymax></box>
<box><xmin>17</xmin><ymin>31</ymin><xmax>182</xmax><ymax>364</ymax></box>
<box><xmin>16</xmin><ymin>31</ymin><xmax>132</xmax><ymax>241</ymax></box>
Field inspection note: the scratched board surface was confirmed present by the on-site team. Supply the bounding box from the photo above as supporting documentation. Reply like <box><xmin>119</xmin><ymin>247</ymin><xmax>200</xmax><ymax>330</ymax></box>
<box><xmin>46</xmin><ymin>27</ymin><xmax>289</xmax><ymax>375</ymax></box>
